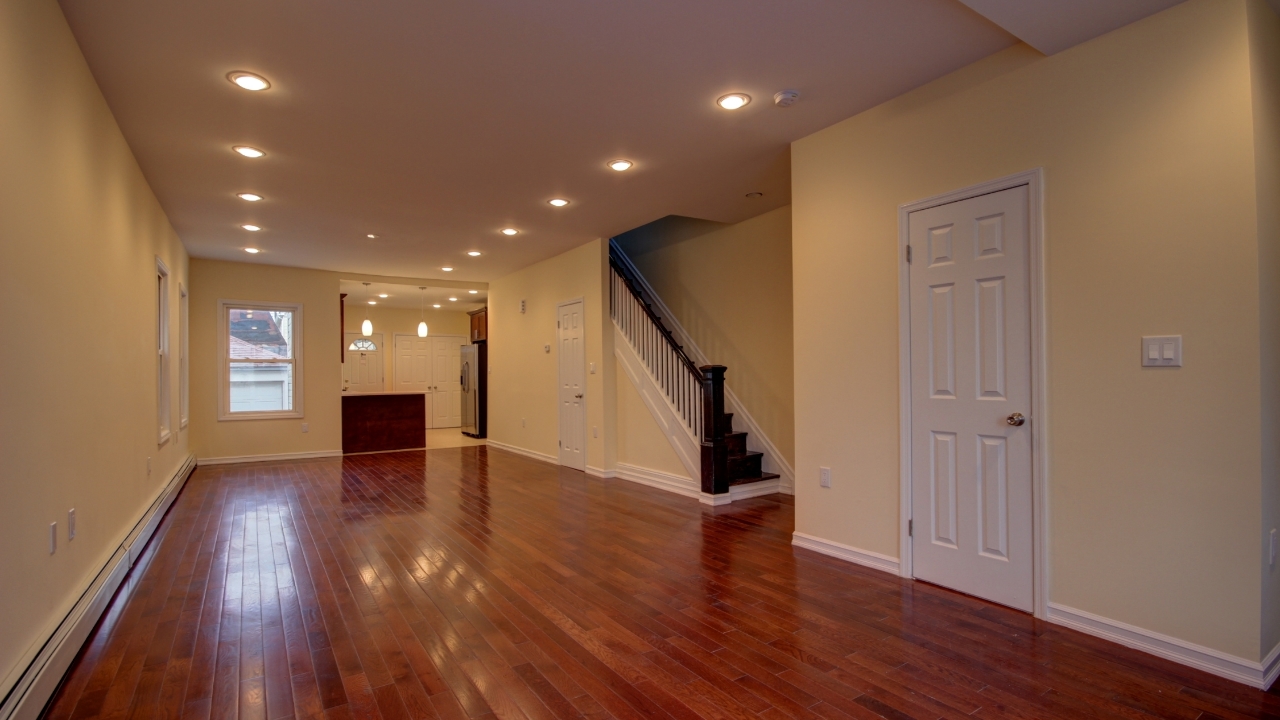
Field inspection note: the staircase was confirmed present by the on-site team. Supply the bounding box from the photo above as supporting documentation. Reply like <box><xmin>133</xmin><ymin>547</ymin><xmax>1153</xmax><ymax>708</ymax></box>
<box><xmin>609</xmin><ymin>245</ymin><xmax>778</xmax><ymax>501</ymax></box>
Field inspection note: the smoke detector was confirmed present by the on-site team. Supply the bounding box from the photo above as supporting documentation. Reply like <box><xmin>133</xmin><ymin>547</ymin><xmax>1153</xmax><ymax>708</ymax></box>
<box><xmin>773</xmin><ymin>90</ymin><xmax>800</xmax><ymax>107</ymax></box>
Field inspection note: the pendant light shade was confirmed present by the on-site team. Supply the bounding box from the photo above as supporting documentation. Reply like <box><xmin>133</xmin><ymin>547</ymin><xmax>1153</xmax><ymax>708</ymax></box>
<box><xmin>361</xmin><ymin>282</ymin><xmax>373</xmax><ymax>336</ymax></box>
<box><xmin>416</xmin><ymin>286</ymin><xmax>429</xmax><ymax>337</ymax></box>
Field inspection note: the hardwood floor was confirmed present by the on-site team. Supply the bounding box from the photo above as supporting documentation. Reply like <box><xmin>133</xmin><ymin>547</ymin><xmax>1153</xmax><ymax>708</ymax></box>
<box><xmin>44</xmin><ymin>447</ymin><xmax>1280</xmax><ymax>720</ymax></box>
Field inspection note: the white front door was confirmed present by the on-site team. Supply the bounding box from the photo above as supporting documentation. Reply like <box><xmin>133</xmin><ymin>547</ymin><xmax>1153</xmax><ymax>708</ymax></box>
<box><xmin>344</xmin><ymin>333</ymin><xmax>384</xmax><ymax>393</ymax></box>
<box><xmin>557</xmin><ymin>300</ymin><xmax>586</xmax><ymax>471</ymax></box>
<box><xmin>909</xmin><ymin>185</ymin><xmax>1033</xmax><ymax>612</ymax></box>
<box><xmin>431</xmin><ymin>336</ymin><xmax>464</xmax><ymax>428</ymax></box>
<box><xmin>395</xmin><ymin>335</ymin><xmax>431</xmax><ymax>392</ymax></box>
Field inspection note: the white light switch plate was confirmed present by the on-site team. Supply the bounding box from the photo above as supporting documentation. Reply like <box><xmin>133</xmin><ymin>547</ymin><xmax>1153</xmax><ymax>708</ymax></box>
<box><xmin>819</xmin><ymin>467</ymin><xmax>831</xmax><ymax>488</ymax></box>
<box><xmin>1142</xmin><ymin>335</ymin><xmax>1182</xmax><ymax>367</ymax></box>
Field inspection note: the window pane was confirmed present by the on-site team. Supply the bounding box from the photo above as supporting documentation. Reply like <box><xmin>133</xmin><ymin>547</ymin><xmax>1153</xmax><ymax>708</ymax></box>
<box><xmin>347</xmin><ymin>338</ymin><xmax>377</xmax><ymax>351</ymax></box>
<box><xmin>230</xmin><ymin>362</ymin><xmax>294</xmax><ymax>412</ymax></box>
<box><xmin>229</xmin><ymin>308</ymin><xmax>293</xmax><ymax>359</ymax></box>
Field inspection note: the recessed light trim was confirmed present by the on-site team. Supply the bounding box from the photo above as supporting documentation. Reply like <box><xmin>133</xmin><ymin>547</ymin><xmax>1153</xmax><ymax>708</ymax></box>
<box><xmin>228</xmin><ymin>72</ymin><xmax>270</xmax><ymax>91</ymax></box>
<box><xmin>441</xmin><ymin>267</ymin><xmax>453</xmax><ymax>272</ymax></box>
<box><xmin>367</xmin><ymin>234</ymin><xmax>377</xmax><ymax>238</ymax></box>
<box><xmin>746</xmin><ymin>192</ymin><xmax>763</xmax><ymax>198</ymax></box>
<box><xmin>242</xmin><ymin>224</ymin><xmax>261</xmax><ymax>232</ymax></box>
<box><xmin>608</xmin><ymin>159</ymin><xmax>633</xmax><ymax>172</ymax></box>
<box><xmin>233</xmin><ymin>145</ymin><xmax>265</xmax><ymax>158</ymax></box>
<box><xmin>244</xmin><ymin>247</ymin><xmax>260</xmax><ymax>254</ymax></box>
<box><xmin>378</xmin><ymin>294</ymin><xmax>388</xmax><ymax>298</ymax></box>
<box><xmin>548</xmin><ymin>198</ymin><xmax>569</xmax><ymax>207</ymax></box>
<box><xmin>501</xmin><ymin>228</ymin><xmax>518</xmax><ymax>236</ymax></box>
<box><xmin>468</xmin><ymin>251</ymin><xmax>481</xmax><ymax>256</ymax></box>
<box><xmin>433</xmin><ymin>304</ymin><xmax>441</xmax><ymax>308</ymax></box>
<box><xmin>469</xmin><ymin>290</ymin><xmax>478</xmax><ymax>294</ymax></box>
<box><xmin>237</xmin><ymin>192</ymin><xmax>263</xmax><ymax>202</ymax></box>
<box><xmin>717</xmin><ymin>93</ymin><xmax>751</xmax><ymax>110</ymax></box>
<box><xmin>368</xmin><ymin>300</ymin><xmax>377</xmax><ymax>305</ymax></box>
<box><xmin>449</xmin><ymin>297</ymin><xmax>457</xmax><ymax>302</ymax></box>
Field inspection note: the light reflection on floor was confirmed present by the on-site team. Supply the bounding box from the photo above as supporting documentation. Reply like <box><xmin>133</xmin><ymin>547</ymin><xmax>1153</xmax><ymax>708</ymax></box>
<box><xmin>427</xmin><ymin>427</ymin><xmax>486</xmax><ymax>448</ymax></box>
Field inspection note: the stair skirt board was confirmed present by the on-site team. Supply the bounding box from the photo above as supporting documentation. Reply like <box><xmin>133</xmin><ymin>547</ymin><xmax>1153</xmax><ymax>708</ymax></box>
<box><xmin>613</xmin><ymin>326</ymin><xmax>702</xmax><ymax>481</ymax></box>
<box><xmin>790</xmin><ymin>532</ymin><xmax>901</xmax><ymax>575</ymax></box>
<box><xmin>609</xmin><ymin>242</ymin><xmax>794</xmax><ymax>493</ymax></box>
<box><xmin>612</xmin><ymin>464</ymin><xmax>784</xmax><ymax>506</ymax></box>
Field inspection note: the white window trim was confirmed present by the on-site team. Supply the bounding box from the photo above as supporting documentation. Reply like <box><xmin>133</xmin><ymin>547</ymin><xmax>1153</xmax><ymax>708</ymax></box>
<box><xmin>179</xmin><ymin>283</ymin><xmax>189</xmax><ymax>429</ymax></box>
<box><xmin>218</xmin><ymin>298</ymin><xmax>305</xmax><ymax>421</ymax></box>
<box><xmin>157</xmin><ymin>258</ymin><xmax>171</xmax><ymax>445</ymax></box>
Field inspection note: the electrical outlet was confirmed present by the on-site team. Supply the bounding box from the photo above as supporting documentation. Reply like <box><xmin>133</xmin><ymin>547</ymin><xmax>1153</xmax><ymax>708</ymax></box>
<box><xmin>68</xmin><ymin>509</ymin><xmax>76</xmax><ymax>540</ymax></box>
<box><xmin>49</xmin><ymin>522</ymin><xmax>57</xmax><ymax>554</ymax></box>
<box><xmin>1271</xmin><ymin>528</ymin><xmax>1277</xmax><ymax>569</ymax></box>
<box><xmin>521</xmin><ymin>418</ymin><xmax>526</xmax><ymax>428</ymax></box>
<box><xmin>146</xmin><ymin>457</ymin><xmax>152</xmax><ymax>475</ymax></box>
<box><xmin>593</xmin><ymin>426</ymin><xmax>598</xmax><ymax>438</ymax></box>
<box><xmin>520</xmin><ymin>300</ymin><xmax>526</xmax><ymax>314</ymax></box>
<box><xmin>590</xmin><ymin>363</ymin><xmax>596</xmax><ymax>374</ymax></box>
<box><xmin>301</xmin><ymin>423</ymin><xmax>309</xmax><ymax>433</ymax></box>
<box><xmin>819</xmin><ymin>467</ymin><xmax>832</xmax><ymax>488</ymax></box>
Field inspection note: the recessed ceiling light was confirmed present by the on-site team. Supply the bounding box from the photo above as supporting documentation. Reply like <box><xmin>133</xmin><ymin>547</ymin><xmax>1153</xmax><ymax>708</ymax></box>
<box><xmin>468</xmin><ymin>251</ymin><xmax>481</xmax><ymax>256</ymax></box>
<box><xmin>244</xmin><ymin>247</ymin><xmax>260</xmax><ymax>254</ymax></box>
<box><xmin>378</xmin><ymin>293</ymin><xmax>388</xmax><ymax>298</ymax></box>
<box><xmin>432</xmin><ymin>304</ymin><xmax>441</xmax><ymax>308</ymax></box>
<box><xmin>548</xmin><ymin>198</ymin><xmax>569</xmax><ymax>207</ymax></box>
<box><xmin>441</xmin><ymin>267</ymin><xmax>453</xmax><ymax>272</ymax></box>
<box><xmin>368</xmin><ymin>300</ymin><xmax>377</xmax><ymax>305</ymax></box>
<box><xmin>746</xmin><ymin>192</ymin><xmax>763</xmax><ymax>198</ymax></box>
<box><xmin>717</xmin><ymin>93</ymin><xmax>751</xmax><ymax>110</ymax></box>
<box><xmin>233</xmin><ymin>145</ymin><xmax>265</xmax><ymax>158</ymax></box>
<box><xmin>237</xmin><ymin>193</ymin><xmax>263</xmax><ymax>202</ymax></box>
<box><xmin>242</xmin><ymin>224</ymin><xmax>261</xmax><ymax>231</ymax></box>
<box><xmin>367</xmin><ymin>234</ymin><xmax>376</xmax><ymax>238</ymax></box>
<box><xmin>501</xmin><ymin>228</ymin><xmax>518</xmax><ymax>236</ymax></box>
<box><xmin>449</xmin><ymin>297</ymin><xmax>457</xmax><ymax>302</ymax></box>
<box><xmin>227</xmin><ymin>72</ymin><xmax>270</xmax><ymax>91</ymax></box>
<box><xmin>469</xmin><ymin>290</ymin><xmax>478</xmax><ymax>294</ymax></box>
<box><xmin>608</xmin><ymin>160</ymin><xmax>633</xmax><ymax>172</ymax></box>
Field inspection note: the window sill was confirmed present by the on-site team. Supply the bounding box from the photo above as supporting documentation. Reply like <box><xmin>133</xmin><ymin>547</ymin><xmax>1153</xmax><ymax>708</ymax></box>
<box><xmin>219</xmin><ymin>410</ymin><xmax>304</xmax><ymax>422</ymax></box>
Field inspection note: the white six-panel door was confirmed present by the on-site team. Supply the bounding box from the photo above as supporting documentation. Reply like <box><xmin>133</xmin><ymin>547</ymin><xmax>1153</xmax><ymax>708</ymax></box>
<box><xmin>909</xmin><ymin>185</ymin><xmax>1033</xmax><ymax>612</ymax></box>
<box><xmin>395</xmin><ymin>335</ymin><xmax>431</xmax><ymax>392</ymax></box>
<box><xmin>557</xmin><ymin>300</ymin><xmax>586</xmax><ymax>470</ymax></box>
<box><xmin>343</xmin><ymin>332</ymin><xmax>384</xmax><ymax>393</ymax></box>
<box><xmin>431</xmin><ymin>336</ymin><xmax>464</xmax><ymax>428</ymax></box>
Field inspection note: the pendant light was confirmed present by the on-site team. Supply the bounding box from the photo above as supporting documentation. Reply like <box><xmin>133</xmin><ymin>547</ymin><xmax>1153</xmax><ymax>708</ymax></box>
<box><xmin>417</xmin><ymin>286</ymin><xmax>429</xmax><ymax>337</ymax></box>
<box><xmin>361</xmin><ymin>282</ymin><xmax>373</xmax><ymax>336</ymax></box>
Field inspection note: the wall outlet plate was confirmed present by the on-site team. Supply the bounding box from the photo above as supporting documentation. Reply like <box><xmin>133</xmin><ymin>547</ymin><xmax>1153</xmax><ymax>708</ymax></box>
<box><xmin>50</xmin><ymin>522</ymin><xmax>57</xmax><ymax>554</ymax></box>
<box><xmin>819</xmin><ymin>467</ymin><xmax>832</xmax><ymax>488</ymax></box>
<box><xmin>68</xmin><ymin>509</ymin><xmax>75</xmax><ymax>540</ymax></box>
<box><xmin>1141</xmin><ymin>335</ymin><xmax>1182</xmax><ymax>367</ymax></box>
<box><xmin>301</xmin><ymin>422</ymin><xmax>309</xmax><ymax>433</ymax></box>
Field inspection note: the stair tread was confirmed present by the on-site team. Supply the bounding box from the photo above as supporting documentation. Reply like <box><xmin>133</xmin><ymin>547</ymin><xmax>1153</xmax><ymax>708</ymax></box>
<box><xmin>727</xmin><ymin>450</ymin><xmax>764</xmax><ymax>460</ymax></box>
<box><xmin>728</xmin><ymin>473</ymin><xmax>781</xmax><ymax>487</ymax></box>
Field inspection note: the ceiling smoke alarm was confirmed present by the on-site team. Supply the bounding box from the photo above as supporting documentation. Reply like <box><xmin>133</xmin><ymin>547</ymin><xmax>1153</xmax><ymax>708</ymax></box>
<box><xmin>773</xmin><ymin>90</ymin><xmax>800</xmax><ymax>107</ymax></box>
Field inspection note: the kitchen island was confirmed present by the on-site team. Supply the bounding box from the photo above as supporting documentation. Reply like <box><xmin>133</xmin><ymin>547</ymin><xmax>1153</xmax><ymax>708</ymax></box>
<box><xmin>341</xmin><ymin>391</ymin><xmax>426</xmax><ymax>454</ymax></box>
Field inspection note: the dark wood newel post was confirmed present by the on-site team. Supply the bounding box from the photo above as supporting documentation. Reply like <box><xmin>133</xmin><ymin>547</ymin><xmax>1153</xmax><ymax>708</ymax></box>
<box><xmin>700</xmin><ymin>365</ymin><xmax>728</xmax><ymax>496</ymax></box>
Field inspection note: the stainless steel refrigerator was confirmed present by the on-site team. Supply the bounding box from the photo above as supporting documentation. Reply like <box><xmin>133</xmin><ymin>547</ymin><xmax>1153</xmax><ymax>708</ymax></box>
<box><xmin>460</xmin><ymin>342</ymin><xmax>487</xmax><ymax>438</ymax></box>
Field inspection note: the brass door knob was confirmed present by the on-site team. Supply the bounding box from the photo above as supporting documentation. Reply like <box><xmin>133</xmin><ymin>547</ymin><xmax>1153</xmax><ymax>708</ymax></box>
<box><xmin>1007</xmin><ymin>412</ymin><xmax>1026</xmax><ymax>426</ymax></box>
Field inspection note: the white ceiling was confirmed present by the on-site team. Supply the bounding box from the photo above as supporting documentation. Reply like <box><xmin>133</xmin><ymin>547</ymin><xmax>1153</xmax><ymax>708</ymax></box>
<box><xmin>340</xmin><ymin>280</ymin><xmax>486</xmax><ymax>312</ymax></box>
<box><xmin>58</xmin><ymin>0</ymin><xmax>1184</xmax><ymax>283</ymax></box>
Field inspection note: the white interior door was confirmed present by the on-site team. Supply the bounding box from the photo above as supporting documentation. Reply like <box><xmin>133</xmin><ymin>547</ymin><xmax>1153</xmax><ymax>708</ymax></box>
<box><xmin>557</xmin><ymin>300</ymin><xmax>586</xmax><ymax>470</ymax></box>
<box><xmin>431</xmin><ymin>336</ymin><xmax>464</xmax><ymax>428</ymax></box>
<box><xmin>395</xmin><ymin>335</ymin><xmax>431</xmax><ymax>392</ymax></box>
<box><xmin>343</xmin><ymin>333</ymin><xmax>384</xmax><ymax>393</ymax></box>
<box><xmin>909</xmin><ymin>185</ymin><xmax>1033</xmax><ymax>612</ymax></box>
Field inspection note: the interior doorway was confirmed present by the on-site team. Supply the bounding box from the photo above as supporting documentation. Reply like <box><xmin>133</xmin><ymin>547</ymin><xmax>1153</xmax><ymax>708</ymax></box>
<box><xmin>900</xmin><ymin>172</ymin><xmax>1046</xmax><ymax>615</ymax></box>
<box><xmin>557</xmin><ymin>299</ymin><xmax>586</xmax><ymax>471</ymax></box>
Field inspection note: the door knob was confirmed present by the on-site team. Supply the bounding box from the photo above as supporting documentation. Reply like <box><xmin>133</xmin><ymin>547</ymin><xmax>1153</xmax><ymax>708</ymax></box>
<box><xmin>575</xmin><ymin>393</ymin><xmax>583</xmax><ymax>399</ymax></box>
<box><xmin>1007</xmin><ymin>412</ymin><xmax>1026</xmax><ymax>426</ymax></box>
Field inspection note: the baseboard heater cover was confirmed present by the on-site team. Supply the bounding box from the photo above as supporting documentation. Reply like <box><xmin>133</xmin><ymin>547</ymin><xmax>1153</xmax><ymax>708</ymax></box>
<box><xmin>0</xmin><ymin>454</ymin><xmax>196</xmax><ymax>720</ymax></box>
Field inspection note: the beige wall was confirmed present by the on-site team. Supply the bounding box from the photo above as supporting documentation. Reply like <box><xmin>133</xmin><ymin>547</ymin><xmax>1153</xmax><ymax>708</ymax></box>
<box><xmin>1249</xmin><ymin>0</ymin><xmax>1280</xmax><ymax>657</ymax></box>
<box><xmin>616</xmin><ymin>370</ymin><xmax>692</xmax><ymax>478</ymax></box>
<box><xmin>793</xmin><ymin>0</ymin><xmax>1271</xmax><ymax>660</ymax></box>
<box><xmin>627</xmin><ymin>207</ymin><xmax>795</xmax><ymax>466</ymax></box>
<box><xmin>342</xmin><ymin>304</ymin><xmax>473</xmax><ymax>389</ymax></box>
<box><xmin>488</xmin><ymin>239</ymin><xmax>616</xmax><ymax>471</ymax></box>
<box><xmin>0</xmin><ymin>0</ymin><xmax>191</xmax><ymax>695</ymax></box>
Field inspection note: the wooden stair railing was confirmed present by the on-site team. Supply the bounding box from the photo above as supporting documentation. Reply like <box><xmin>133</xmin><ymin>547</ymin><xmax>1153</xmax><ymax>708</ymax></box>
<box><xmin>609</xmin><ymin>246</ymin><xmax>778</xmax><ymax>497</ymax></box>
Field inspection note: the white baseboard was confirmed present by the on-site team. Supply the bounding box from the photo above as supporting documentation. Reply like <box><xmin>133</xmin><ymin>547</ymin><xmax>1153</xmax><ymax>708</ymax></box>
<box><xmin>0</xmin><ymin>454</ymin><xmax>196</xmax><ymax>720</ymax></box>
<box><xmin>585</xmin><ymin>466</ymin><xmax>616</xmax><ymax>479</ymax></box>
<box><xmin>197</xmin><ymin>449</ymin><xmax>341</xmax><ymax>466</ymax></box>
<box><xmin>791</xmin><ymin>532</ymin><xmax>900</xmax><ymax>575</ymax></box>
<box><xmin>1048</xmin><ymin>603</ymin><xmax>1279</xmax><ymax>690</ymax></box>
<box><xmin>614</xmin><ymin>463</ymin><xmax>698</xmax><ymax>498</ymax></box>
<box><xmin>485</xmin><ymin>440</ymin><xmax>559</xmax><ymax>465</ymax></box>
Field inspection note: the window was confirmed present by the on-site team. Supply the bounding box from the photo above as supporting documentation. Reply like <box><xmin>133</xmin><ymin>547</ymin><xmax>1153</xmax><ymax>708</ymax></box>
<box><xmin>157</xmin><ymin>259</ymin><xmax>171</xmax><ymax>444</ymax></box>
<box><xmin>218</xmin><ymin>300</ymin><xmax>304</xmax><ymax>419</ymax></box>
<box><xmin>179</xmin><ymin>284</ymin><xmax>189</xmax><ymax>428</ymax></box>
<box><xmin>347</xmin><ymin>338</ymin><xmax>377</xmax><ymax>351</ymax></box>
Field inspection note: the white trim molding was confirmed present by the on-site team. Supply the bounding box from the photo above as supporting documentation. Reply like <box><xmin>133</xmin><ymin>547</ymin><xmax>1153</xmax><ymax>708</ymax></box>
<box><xmin>615</xmin><ymin>463</ymin><xmax>698</xmax><ymax>498</ymax></box>
<box><xmin>0</xmin><ymin>455</ymin><xmax>196</xmax><ymax>720</ymax></box>
<box><xmin>896</xmin><ymin>168</ymin><xmax>1050</xmax><ymax>620</ymax></box>
<box><xmin>197</xmin><ymin>449</ymin><xmax>341</xmax><ymax>466</ymax></box>
<box><xmin>585</xmin><ymin>466</ymin><xmax>616</xmax><ymax>479</ymax></box>
<box><xmin>791</xmin><ymin>532</ymin><xmax>900</xmax><ymax>575</ymax></box>
<box><xmin>613</xmin><ymin>325</ymin><xmax>702</xmax><ymax>482</ymax></box>
<box><xmin>486</xmin><ymin>440</ymin><xmax>559</xmax><ymax>465</ymax></box>
<box><xmin>1048</xmin><ymin>603</ymin><xmax>1280</xmax><ymax>690</ymax></box>
<box><xmin>609</xmin><ymin>241</ymin><xmax>795</xmax><ymax>493</ymax></box>
<box><xmin>217</xmin><ymin>299</ymin><xmax>305</xmax><ymax>421</ymax></box>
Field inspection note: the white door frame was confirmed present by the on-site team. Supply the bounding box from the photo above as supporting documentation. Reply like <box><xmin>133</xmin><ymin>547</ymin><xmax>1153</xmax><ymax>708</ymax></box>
<box><xmin>897</xmin><ymin>168</ymin><xmax>1049</xmax><ymax>619</ymax></box>
<box><xmin>556</xmin><ymin>297</ymin><xmax>587</xmax><ymax>469</ymax></box>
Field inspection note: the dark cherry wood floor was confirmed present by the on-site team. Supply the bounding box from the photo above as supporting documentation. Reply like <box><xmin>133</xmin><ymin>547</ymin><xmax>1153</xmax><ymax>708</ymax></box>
<box><xmin>44</xmin><ymin>447</ymin><xmax>1279</xmax><ymax>720</ymax></box>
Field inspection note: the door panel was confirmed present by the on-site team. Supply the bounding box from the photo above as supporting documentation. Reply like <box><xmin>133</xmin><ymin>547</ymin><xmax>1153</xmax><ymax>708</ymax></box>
<box><xmin>431</xmin><ymin>336</ymin><xmax>464</xmax><ymax>428</ymax></box>
<box><xmin>395</xmin><ymin>335</ymin><xmax>431</xmax><ymax>392</ymax></box>
<box><xmin>344</xmin><ymin>333</ymin><xmax>383</xmax><ymax>393</ymax></box>
<box><xmin>909</xmin><ymin>185</ymin><xmax>1032</xmax><ymax>612</ymax></box>
<box><xmin>557</xmin><ymin>301</ymin><xmax>585</xmax><ymax>471</ymax></box>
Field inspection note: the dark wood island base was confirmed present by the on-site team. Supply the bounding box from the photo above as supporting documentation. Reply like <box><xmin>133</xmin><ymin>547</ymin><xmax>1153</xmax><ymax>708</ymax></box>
<box><xmin>341</xmin><ymin>392</ymin><xmax>425</xmax><ymax>454</ymax></box>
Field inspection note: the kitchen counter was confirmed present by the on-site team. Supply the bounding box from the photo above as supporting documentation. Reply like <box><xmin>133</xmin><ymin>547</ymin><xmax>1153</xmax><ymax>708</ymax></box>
<box><xmin>341</xmin><ymin>393</ymin><xmax>425</xmax><ymax>454</ymax></box>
